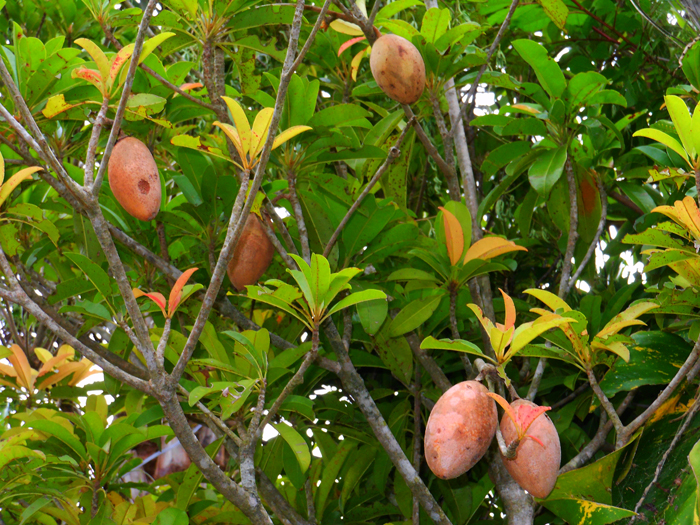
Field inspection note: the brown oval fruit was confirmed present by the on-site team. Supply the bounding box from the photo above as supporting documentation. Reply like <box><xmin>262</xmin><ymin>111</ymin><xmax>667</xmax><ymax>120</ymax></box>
<box><xmin>370</xmin><ymin>34</ymin><xmax>426</xmax><ymax>105</ymax></box>
<box><xmin>424</xmin><ymin>381</ymin><xmax>497</xmax><ymax>479</ymax></box>
<box><xmin>227</xmin><ymin>214</ymin><xmax>274</xmax><ymax>291</ymax></box>
<box><xmin>500</xmin><ymin>399</ymin><xmax>561</xmax><ymax>499</ymax></box>
<box><xmin>108</xmin><ymin>137</ymin><xmax>161</xmax><ymax>221</ymax></box>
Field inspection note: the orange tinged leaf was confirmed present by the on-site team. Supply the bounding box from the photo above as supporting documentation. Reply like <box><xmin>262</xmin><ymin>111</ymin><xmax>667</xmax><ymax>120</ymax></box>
<box><xmin>8</xmin><ymin>344</ymin><xmax>33</xmax><ymax>390</ymax></box>
<box><xmin>180</xmin><ymin>82</ymin><xmax>203</xmax><ymax>91</ymax></box>
<box><xmin>439</xmin><ymin>207</ymin><xmax>465</xmax><ymax>265</ymax></box>
<box><xmin>338</xmin><ymin>36</ymin><xmax>366</xmax><ymax>56</ymax></box>
<box><xmin>500</xmin><ymin>288</ymin><xmax>516</xmax><ymax>330</ymax></box>
<box><xmin>487</xmin><ymin>392</ymin><xmax>518</xmax><ymax>423</ymax></box>
<box><xmin>168</xmin><ymin>267</ymin><xmax>198</xmax><ymax>317</ymax></box>
<box><xmin>133</xmin><ymin>288</ymin><xmax>167</xmax><ymax>317</ymax></box>
<box><xmin>464</xmin><ymin>237</ymin><xmax>527</xmax><ymax>264</ymax></box>
<box><xmin>516</xmin><ymin>403</ymin><xmax>551</xmax><ymax>435</ymax></box>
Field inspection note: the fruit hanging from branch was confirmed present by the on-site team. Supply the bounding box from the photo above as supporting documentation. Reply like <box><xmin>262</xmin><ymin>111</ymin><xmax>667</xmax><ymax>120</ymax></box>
<box><xmin>424</xmin><ymin>380</ymin><xmax>497</xmax><ymax>479</ymax></box>
<box><xmin>227</xmin><ymin>213</ymin><xmax>275</xmax><ymax>291</ymax></box>
<box><xmin>108</xmin><ymin>137</ymin><xmax>161</xmax><ymax>221</ymax></box>
<box><xmin>370</xmin><ymin>34</ymin><xmax>426</xmax><ymax>105</ymax></box>
<box><xmin>498</xmin><ymin>398</ymin><xmax>561</xmax><ymax>499</ymax></box>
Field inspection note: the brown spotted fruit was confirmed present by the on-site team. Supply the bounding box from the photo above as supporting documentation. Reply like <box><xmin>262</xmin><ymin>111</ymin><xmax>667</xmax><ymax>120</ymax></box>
<box><xmin>370</xmin><ymin>34</ymin><xmax>426</xmax><ymax>105</ymax></box>
<box><xmin>499</xmin><ymin>399</ymin><xmax>561</xmax><ymax>499</ymax></box>
<box><xmin>108</xmin><ymin>137</ymin><xmax>161</xmax><ymax>221</ymax></box>
<box><xmin>424</xmin><ymin>381</ymin><xmax>498</xmax><ymax>479</ymax></box>
<box><xmin>227</xmin><ymin>213</ymin><xmax>274</xmax><ymax>291</ymax></box>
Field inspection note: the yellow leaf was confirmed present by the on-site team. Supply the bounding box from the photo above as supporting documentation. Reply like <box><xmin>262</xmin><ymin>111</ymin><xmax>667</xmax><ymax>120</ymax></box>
<box><xmin>0</xmin><ymin>167</ymin><xmax>41</xmax><ymax>208</ymax></box>
<box><xmin>271</xmin><ymin>126</ymin><xmax>312</xmax><ymax>151</ymax></box>
<box><xmin>597</xmin><ymin>301</ymin><xmax>657</xmax><ymax>338</ymax></box>
<box><xmin>591</xmin><ymin>340</ymin><xmax>630</xmax><ymax>362</ymax></box>
<box><xmin>466</xmin><ymin>303</ymin><xmax>495</xmax><ymax>334</ymax></box>
<box><xmin>34</xmin><ymin>348</ymin><xmax>53</xmax><ymax>364</ymax></box>
<box><xmin>463</xmin><ymin>236</ymin><xmax>527</xmax><ymax>264</ymax></box>
<box><xmin>74</xmin><ymin>38</ymin><xmax>110</xmax><ymax>85</ymax></box>
<box><xmin>250</xmin><ymin>107</ymin><xmax>274</xmax><ymax>159</ymax></box>
<box><xmin>213</xmin><ymin>122</ymin><xmax>248</xmax><ymax>167</ymax></box>
<box><xmin>653</xmin><ymin>197</ymin><xmax>700</xmax><ymax>240</ymax></box>
<box><xmin>58</xmin><ymin>345</ymin><xmax>75</xmax><ymax>360</ymax></box>
<box><xmin>439</xmin><ymin>207</ymin><xmax>464</xmax><ymax>265</ymax></box>
<box><xmin>220</xmin><ymin>96</ymin><xmax>251</xmax><ymax>155</ymax></box>
<box><xmin>524</xmin><ymin>288</ymin><xmax>571</xmax><ymax>312</ymax></box>
<box><xmin>509</xmin><ymin>314</ymin><xmax>575</xmax><ymax>355</ymax></box>
<box><xmin>490</xmin><ymin>325</ymin><xmax>513</xmax><ymax>360</ymax></box>
<box><xmin>351</xmin><ymin>47</ymin><xmax>369</xmax><ymax>81</ymax></box>
<box><xmin>0</xmin><ymin>150</ymin><xmax>5</xmax><ymax>187</ymax></box>
<box><xmin>330</xmin><ymin>19</ymin><xmax>365</xmax><ymax>36</ymax></box>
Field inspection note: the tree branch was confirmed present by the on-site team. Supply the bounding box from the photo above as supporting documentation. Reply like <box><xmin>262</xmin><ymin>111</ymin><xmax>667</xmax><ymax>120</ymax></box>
<box><xmin>323</xmin><ymin>120</ymin><xmax>413</xmax><ymax>258</ymax></box>
<box><xmin>322</xmin><ymin>318</ymin><xmax>454</xmax><ymax>525</ymax></box>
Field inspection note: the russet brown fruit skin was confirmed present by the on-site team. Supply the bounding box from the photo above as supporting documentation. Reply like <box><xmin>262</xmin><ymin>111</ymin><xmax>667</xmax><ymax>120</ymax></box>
<box><xmin>424</xmin><ymin>381</ymin><xmax>498</xmax><ymax>479</ymax></box>
<box><xmin>227</xmin><ymin>214</ymin><xmax>275</xmax><ymax>291</ymax></box>
<box><xmin>370</xmin><ymin>34</ymin><xmax>426</xmax><ymax>105</ymax></box>
<box><xmin>108</xmin><ymin>137</ymin><xmax>161</xmax><ymax>221</ymax></box>
<box><xmin>500</xmin><ymin>399</ymin><xmax>561</xmax><ymax>499</ymax></box>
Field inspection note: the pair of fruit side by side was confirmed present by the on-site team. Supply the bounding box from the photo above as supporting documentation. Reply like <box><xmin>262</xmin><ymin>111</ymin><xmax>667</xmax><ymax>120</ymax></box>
<box><xmin>108</xmin><ymin>138</ymin><xmax>274</xmax><ymax>291</ymax></box>
<box><xmin>424</xmin><ymin>381</ymin><xmax>561</xmax><ymax>499</ymax></box>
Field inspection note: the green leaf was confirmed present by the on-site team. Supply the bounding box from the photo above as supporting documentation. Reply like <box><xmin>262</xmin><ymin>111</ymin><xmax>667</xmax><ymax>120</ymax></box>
<box><xmin>325</xmin><ymin>289</ymin><xmax>387</xmax><ymax>319</ymax></box>
<box><xmin>600</xmin><ymin>331</ymin><xmax>694</xmax><ymax>397</ymax></box>
<box><xmin>176</xmin><ymin>438</ymin><xmax>222</xmax><ymax>510</ymax></box>
<box><xmin>633</xmin><ymin>128</ymin><xmax>691</xmax><ymax>167</ymax></box>
<box><xmin>27</xmin><ymin>420</ymin><xmax>87</xmax><ymax>462</ymax></box>
<box><xmin>64</xmin><ymin>252</ymin><xmax>113</xmax><ymax>307</ymax></box>
<box><xmin>272</xmin><ymin>422</ymin><xmax>310</xmax><ymax>473</ymax></box>
<box><xmin>373</xmin><ymin>325</ymin><xmax>414</xmax><ymax>385</ymax></box>
<box><xmin>316</xmin><ymin>440</ymin><xmax>357</xmax><ymax>521</ymax></box>
<box><xmin>420</xmin><ymin>336</ymin><xmax>491</xmax><ymax>361</ymax></box>
<box><xmin>357</xmin><ymin>297</ymin><xmax>389</xmax><ymax>336</ymax></box>
<box><xmin>537</xmin><ymin>0</ymin><xmax>568</xmax><ymax>29</ymax></box>
<box><xmin>541</xmin><ymin>440</ymin><xmax>637</xmax><ymax>522</ymax></box>
<box><xmin>481</xmin><ymin>140</ymin><xmax>531</xmax><ymax>177</ymax></box>
<box><xmin>528</xmin><ymin>146</ymin><xmax>567</xmax><ymax>197</ymax></box>
<box><xmin>388</xmin><ymin>294</ymin><xmax>444</xmax><ymax>337</ymax></box>
<box><xmin>341</xmin><ymin>446</ymin><xmax>377</xmax><ymax>508</ymax></box>
<box><xmin>689</xmin><ymin>439</ymin><xmax>700</xmax><ymax>520</ymax></box>
<box><xmin>421</xmin><ymin>8</ymin><xmax>451</xmax><ymax>43</ymax></box>
<box><xmin>665</xmin><ymin>95</ymin><xmax>695</xmax><ymax>158</ymax></box>
<box><xmin>512</xmin><ymin>39</ymin><xmax>566</xmax><ymax>98</ymax></box>
<box><xmin>0</xmin><ymin>444</ymin><xmax>45</xmax><ymax>470</ymax></box>
<box><xmin>19</xmin><ymin>497</ymin><xmax>50</xmax><ymax>525</ymax></box>
<box><xmin>152</xmin><ymin>508</ymin><xmax>189</xmax><ymax>525</ymax></box>
<box><xmin>387</xmin><ymin>268</ymin><xmax>441</xmax><ymax>282</ymax></box>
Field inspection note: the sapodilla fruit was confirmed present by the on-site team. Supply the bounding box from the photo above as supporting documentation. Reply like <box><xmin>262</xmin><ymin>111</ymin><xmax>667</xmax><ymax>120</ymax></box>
<box><xmin>108</xmin><ymin>137</ymin><xmax>161</xmax><ymax>221</ymax></box>
<box><xmin>500</xmin><ymin>399</ymin><xmax>561</xmax><ymax>499</ymax></box>
<box><xmin>370</xmin><ymin>34</ymin><xmax>426</xmax><ymax>105</ymax></box>
<box><xmin>227</xmin><ymin>214</ymin><xmax>274</xmax><ymax>291</ymax></box>
<box><xmin>424</xmin><ymin>381</ymin><xmax>498</xmax><ymax>479</ymax></box>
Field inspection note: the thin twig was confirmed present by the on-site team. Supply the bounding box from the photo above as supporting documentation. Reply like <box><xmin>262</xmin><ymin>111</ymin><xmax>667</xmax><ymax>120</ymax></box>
<box><xmin>323</xmin><ymin>120</ymin><xmax>413</xmax><ymax>257</ymax></box>
<box><xmin>460</xmin><ymin>0</ymin><xmax>520</xmax><ymax>125</ymax></box>
<box><xmin>586</xmin><ymin>365</ymin><xmax>625</xmax><ymax>444</ymax></box>
<box><xmin>291</xmin><ymin>0</ymin><xmax>333</xmax><ymax>72</ymax></box>
<box><xmin>256</xmin><ymin>331</ymin><xmax>319</xmax><ymax>439</ymax></box>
